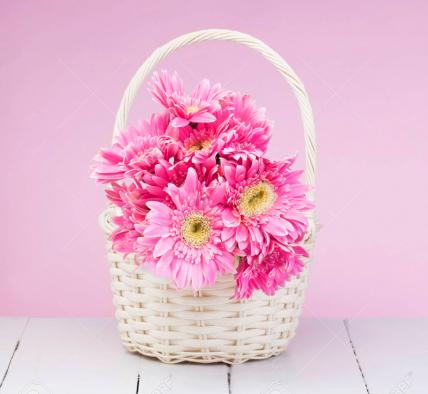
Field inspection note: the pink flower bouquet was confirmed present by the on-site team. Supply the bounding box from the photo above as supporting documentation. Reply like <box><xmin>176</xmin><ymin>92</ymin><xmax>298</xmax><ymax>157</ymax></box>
<box><xmin>93</xmin><ymin>71</ymin><xmax>313</xmax><ymax>298</ymax></box>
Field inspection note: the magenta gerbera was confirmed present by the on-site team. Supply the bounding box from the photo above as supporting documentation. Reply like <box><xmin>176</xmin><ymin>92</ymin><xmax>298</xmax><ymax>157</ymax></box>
<box><xmin>221</xmin><ymin>155</ymin><xmax>313</xmax><ymax>256</ymax></box>
<box><xmin>221</xmin><ymin>92</ymin><xmax>272</xmax><ymax>156</ymax></box>
<box><xmin>170</xmin><ymin>111</ymin><xmax>230</xmax><ymax>169</ymax></box>
<box><xmin>149</xmin><ymin>70</ymin><xmax>227</xmax><ymax>128</ymax></box>
<box><xmin>138</xmin><ymin>167</ymin><xmax>237</xmax><ymax>290</ymax></box>
<box><xmin>105</xmin><ymin>182</ymin><xmax>146</xmax><ymax>254</ymax></box>
<box><xmin>92</xmin><ymin>112</ymin><xmax>181</xmax><ymax>183</ymax></box>
<box><xmin>234</xmin><ymin>244</ymin><xmax>307</xmax><ymax>298</ymax></box>
<box><xmin>104</xmin><ymin>160</ymin><xmax>190</xmax><ymax>254</ymax></box>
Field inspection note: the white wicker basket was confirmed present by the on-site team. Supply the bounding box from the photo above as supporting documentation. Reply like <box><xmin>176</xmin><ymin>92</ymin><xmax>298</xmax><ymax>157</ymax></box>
<box><xmin>99</xmin><ymin>29</ymin><xmax>316</xmax><ymax>364</ymax></box>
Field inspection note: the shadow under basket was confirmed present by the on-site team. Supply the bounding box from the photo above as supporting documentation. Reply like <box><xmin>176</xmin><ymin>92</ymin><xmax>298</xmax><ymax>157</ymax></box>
<box><xmin>99</xmin><ymin>29</ymin><xmax>317</xmax><ymax>364</ymax></box>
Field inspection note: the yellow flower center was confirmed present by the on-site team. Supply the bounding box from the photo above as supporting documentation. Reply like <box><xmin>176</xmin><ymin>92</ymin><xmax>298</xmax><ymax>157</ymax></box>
<box><xmin>185</xmin><ymin>105</ymin><xmax>199</xmax><ymax>115</ymax></box>
<box><xmin>181</xmin><ymin>213</ymin><xmax>211</xmax><ymax>247</ymax></box>
<box><xmin>188</xmin><ymin>139</ymin><xmax>211</xmax><ymax>152</ymax></box>
<box><xmin>239</xmin><ymin>181</ymin><xmax>276</xmax><ymax>217</ymax></box>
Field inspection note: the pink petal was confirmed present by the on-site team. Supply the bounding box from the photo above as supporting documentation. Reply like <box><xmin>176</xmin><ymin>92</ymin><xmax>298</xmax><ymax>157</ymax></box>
<box><xmin>191</xmin><ymin>78</ymin><xmax>210</xmax><ymax>100</ymax></box>
<box><xmin>201</xmin><ymin>258</ymin><xmax>217</xmax><ymax>284</ymax></box>
<box><xmin>191</xmin><ymin>265</ymin><xmax>204</xmax><ymax>291</ymax></box>
<box><xmin>155</xmin><ymin>250</ymin><xmax>174</xmax><ymax>276</ymax></box>
<box><xmin>221</xmin><ymin>226</ymin><xmax>236</xmax><ymax>241</ymax></box>
<box><xmin>215</xmin><ymin>251</ymin><xmax>235</xmax><ymax>273</ymax></box>
<box><xmin>292</xmin><ymin>245</ymin><xmax>309</xmax><ymax>257</ymax></box>
<box><xmin>264</xmin><ymin>217</ymin><xmax>287</xmax><ymax>237</ymax></box>
<box><xmin>100</xmin><ymin>149</ymin><xmax>123</xmax><ymax>163</ymax></box>
<box><xmin>249</xmin><ymin>226</ymin><xmax>263</xmax><ymax>243</ymax></box>
<box><xmin>137</xmin><ymin>235</ymin><xmax>157</xmax><ymax>247</ymax></box>
<box><xmin>153</xmin><ymin>236</ymin><xmax>175</xmax><ymax>257</ymax></box>
<box><xmin>175</xmin><ymin>262</ymin><xmax>190</xmax><ymax>289</ymax></box>
<box><xmin>143</xmin><ymin>224</ymin><xmax>169</xmax><ymax>238</ymax></box>
<box><xmin>209</xmin><ymin>183</ymin><xmax>226</xmax><ymax>206</ymax></box>
<box><xmin>183</xmin><ymin>167</ymin><xmax>198</xmax><ymax>195</ymax></box>
<box><xmin>235</xmin><ymin>165</ymin><xmax>246</xmax><ymax>183</ymax></box>
<box><xmin>224</xmin><ymin>237</ymin><xmax>236</xmax><ymax>252</ymax></box>
<box><xmin>146</xmin><ymin>201</ymin><xmax>171</xmax><ymax>216</ymax></box>
<box><xmin>171</xmin><ymin>117</ymin><xmax>189</xmax><ymax>128</ymax></box>
<box><xmin>222</xmin><ymin>208</ymin><xmax>240</xmax><ymax>227</ymax></box>
<box><xmin>222</xmin><ymin>164</ymin><xmax>236</xmax><ymax>184</ymax></box>
<box><xmin>190</xmin><ymin>112</ymin><xmax>216</xmax><ymax>123</ymax></box>
<box><xmin>236</xmin><ymin>224</ymin><xmax>249</xmax><ymax>243</ymax></box>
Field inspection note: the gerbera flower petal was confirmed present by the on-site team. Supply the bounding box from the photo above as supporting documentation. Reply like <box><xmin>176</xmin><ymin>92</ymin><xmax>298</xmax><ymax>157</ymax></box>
<box><xmin>146</xmin><ymin>201</ymin><xmax>171</xmax><ymax>217</ymax></box>
<box><xmin>182</xmin><ymin>167</ymin><xmax>198</xmax><ymax>195</ymax></box>
<box><xmin>190</xmin><ymin>112</ymin><xmax>216</xmax><ymax>123</ymax></box>
<box><xmin>171</xmin><ymin>117</ymin><xmax>190</xmax><ymax>128</ymax></box>
<box><xmin>155</xmin><ymin>250</ymin><xmax>175</xmax><ymax>277</ymax></box>
<box><xmin>153</xmin><ymin>236</ymin><xmax>176</xmax><ymax>258</ymax></box>
<box><xmin>149</xmin><ymin>70</ymin><xmax>184</xmax><ymax>108</ymax></box>
<box><xmin>143</xmin><ymin>224</ymin><xmax>169</xmax><ymax>238</ymax></box>
<box><xmin>264</xmin><ymin>217</ymin><xmax>288</xmax><ymax>237</ymax></box>
<box><xmin>236</xmin><ymin>224</ymin><xmax>249</xmax><ymax>243</ymax></box>
<box><xmin>222</xmin><ymin>208</ymin><xmax>241</xmax><ymax>227</ymax></box>
<box><xmin>209</xmin><ymin>182</ymin><xmax>227</xmax><ymax>206</ymax></box>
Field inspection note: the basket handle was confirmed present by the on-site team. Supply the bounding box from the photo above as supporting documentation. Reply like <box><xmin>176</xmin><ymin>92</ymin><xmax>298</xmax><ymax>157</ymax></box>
<box><xmin>113</xmin><ymin>29</ymin><xmax>316</xmax><ymax>191</ymax></box>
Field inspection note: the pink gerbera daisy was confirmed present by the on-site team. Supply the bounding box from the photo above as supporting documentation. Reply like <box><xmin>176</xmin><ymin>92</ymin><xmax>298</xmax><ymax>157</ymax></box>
<box><xmin>104</xmin><ymin>160</ymin><xmax>190</xmax><ymax>254</ymax></box>
<box><xmin>105</xmin><ymin>182</ymin><xmax>147</xmax><ymax>254</ymax></box>
<box><xmin>137</xmin><ymin>167</ymin><xmax>236</xmax><ymax>290</ymax></box>
<box><xmin>169</xmin><ymin>111</ymin><xmax>230</xmax><ymax>170</ymax></box>
<box><xmin>149</xmin><ymin>70</ymin><xmax>227</xmax><ymax>128</ymax></box>
<box><xmin>221</xmin><ymin>93</ymin><xmax>272</xmax><ymax>157</ymax></box>
<box><xmin>234</xmin><ymin>244</ymin><xmax>307</xmax><ymax>298</ymax></box>
<box><xmin>221</xmin><ymin>156</ymin><xmax>313</xmax><ymax>256</ymax></box>
<box><xmin>138</xmin><ymin>158</ymin><xmax>190</xmax><ymax>206</ymax></box>
<box><xmin>92</xmin><ymin>112</ymin><xmax>181</xmax><ymax>183</ymax></box>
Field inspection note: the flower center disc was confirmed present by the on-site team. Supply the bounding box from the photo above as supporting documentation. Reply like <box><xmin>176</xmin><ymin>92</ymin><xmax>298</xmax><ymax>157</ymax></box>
<box><xmin>186</xmin><ymin>105</ymin><xmax>199</xmax><ymax>115</ymax></box>
<box><xmin>239</xmin><ymin>181</ymin><xmax>276</xmax><ymax>217</ymax></box>
<box><xmin>188</xmin><ymin>139</ymin><xmax>211</xmax><ymax>152</ymax></box>
<box><xmin>181</xmin><ymin>213</ymin><xmax>211</xmax><ymax>247</ymax></box>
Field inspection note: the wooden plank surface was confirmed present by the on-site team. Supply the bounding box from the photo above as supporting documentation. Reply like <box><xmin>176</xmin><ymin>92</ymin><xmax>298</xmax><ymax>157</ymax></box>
<box><xmin>0</xmin><ymin>317</ymin><xmax>28</xmax><ymax>385</ymax></box>
<box><xmin>3</xmin><ymin>317</ymin><xmax>427</xmax><ymax>393</ymax></box>
<box><xmin>231</xmin><ymin>318</ymin><xmax>367</xmax><ymax>394</ymax></box>
<box><xmin>0</xmin><ymin>318</ymin><xmax>230</xmax><ymax>394</ymax></box>
<box><xmin>138</xmin><ymin>358</ymin><xmax>229</xmax><ymax>394</ymax></box>
<box><xmin>0</xmin><ymin>318</ymin><xmax>141</xmax><ymax>394</ymax></box>
<box><xmin>348</xmin><ymin>317</ymin><xmax>428</xmax><ymax>394</ymax></box>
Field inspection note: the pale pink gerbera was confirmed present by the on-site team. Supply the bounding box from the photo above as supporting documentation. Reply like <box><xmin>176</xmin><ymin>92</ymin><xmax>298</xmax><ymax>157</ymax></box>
<box><xmin>149</xmin><ymin>70</ymin><xmax>227</xmax><ymax>128</ymax></box>
<box><xmin>221</xmin><ymin>156</ymin><xmax>313</xmax><ymax>257</ymax></box>
<box><xmin>234</xmin><ymin>244</ymin><xmax>307</xmax><ymax>298</ymax></box>
<box><xmin>92</xmin><ymin>112</ymin><xmax>181</xmax><ymax>183</ymax></box>
<box><xmin>137</xmin><ymin>167</ymin><xmax>236</xmax><ymax>290</ymax></box>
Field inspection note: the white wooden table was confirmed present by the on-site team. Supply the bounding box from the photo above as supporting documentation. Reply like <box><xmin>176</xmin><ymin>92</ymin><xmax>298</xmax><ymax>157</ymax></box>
<box><xmin>0</xmin><ymin>318</ymin><xmax>426</xmax><ymax>393</ymax></box>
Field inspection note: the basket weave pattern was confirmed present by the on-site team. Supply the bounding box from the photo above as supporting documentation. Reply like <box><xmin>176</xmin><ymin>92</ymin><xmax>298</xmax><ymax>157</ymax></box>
<box><xmin>100</xmin><ymin>29</ymin><xmax>316</xmax><ymax>364</ymax></box>
<box><xmin>101</xmin><ymin>208</ymin><xmax>314</xmax><ymax>364</ymax></box>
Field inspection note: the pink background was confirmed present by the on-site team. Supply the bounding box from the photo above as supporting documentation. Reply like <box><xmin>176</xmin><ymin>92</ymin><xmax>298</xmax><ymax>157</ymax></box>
<box><xmin>1</xmin><ymin>1</ymin><xmax>427</xmax><ymax>318</ymax></box>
